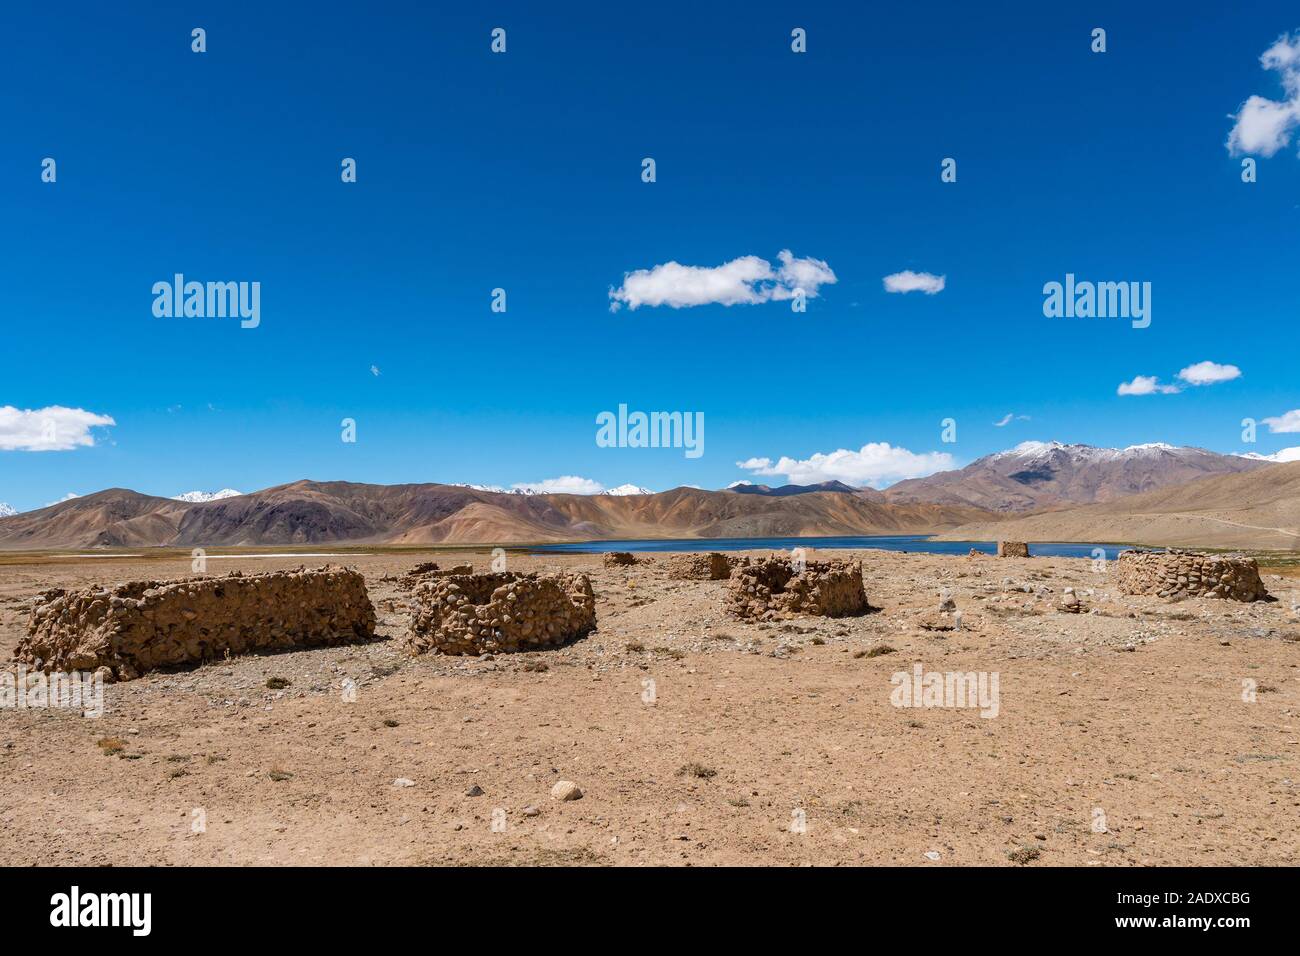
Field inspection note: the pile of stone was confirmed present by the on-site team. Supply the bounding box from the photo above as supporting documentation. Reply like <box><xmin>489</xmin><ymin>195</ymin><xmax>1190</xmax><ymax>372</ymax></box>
<box><xmin>664</xmin><ymin>552</ymin><xmax>747</xmax><ymax>581</ymax></box>
<box><xmin>1116</xmin><ymin>549</ymin><xmax>1269</xmax><ymax>602</ymax></box>
<box><xmin>16</xmin><ymin>566</ymin><xmax>376</xmax><ymax>680</ymax></box>
<box><xmin>398</xmin><ymin>561</ymin><xmax>474</xmax><ymax>591</ymax></box>
<box><xmin>407</xmin><ymin>571</ymin><xmax>596</xmax><ymax>655</ymax></box>
<box><xmin>603</xmin><ymin>552</ymin><xmax>644</xmax><ymax>567</ymax></box>
<box><xmin>997</xmin><ymin>541</ymin><xmax>1030</xmax><ymax>558</ymax></box>
<box><xmin>917</xmin><ymin>588</ymin><xmax>963</xmax><ymax>631</ymax></box>
<box><xmin>725</xmin><ymin>557</ymin><xmax>867</xmax><ymax>620</ymax></box>
<box><xmin>1059</xmin><ymin>587</ymin><xmax>1087</xmax><ymax>613</ymax></box>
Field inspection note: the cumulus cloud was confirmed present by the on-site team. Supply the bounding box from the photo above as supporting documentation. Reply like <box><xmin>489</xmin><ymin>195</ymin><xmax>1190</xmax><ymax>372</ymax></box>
<box><xmin>736</xmin><ymin>443</ymin><xmax>955</xmax><ymax>489</ymax></box>
<box><xmin>1240</xmin><ymin>446</ymin><xmax>1300</xmax><ymax>463</ymax></box>
<box><xmin>1262</xmin><ymin>408</ymin><xmax>1300</xmax><ymax>433</ymax></box>
<box><xmin>608</xmin><ymin>250</ymin><xmax>836</xmax><ymax>311</ymax></box>
<box><xmin>511</xmin><ymin>476</ymin><xmax>606</xmax><ymax>495</ymax></box>
<box><xmin>1227</xmin><ymin>32</ymin><xmax>1300</xmax><ymax>157</ymax></box>
<box><xmin>0</xmin><ymin>406</ymin><xmax>115</xmax><ymax>452</ymax></box>
<box><xmin>882</xmin><ymin>271</ymin><xmax>945</xmax><ymax>295</ymax></box>
<box><xmin>1117</xmin><ymin>376</ymin><xmax>1181</xmax><ymax>396</ymax></box>
<box><xmin>1177</xmin><ymin>360</ymin><xmax>1241</xmax><ymax>386</ymax></box>
<box><xmin>44</xmin><ymin>492</ymin><xmax>81</xmax><ymax>507</ymax></box>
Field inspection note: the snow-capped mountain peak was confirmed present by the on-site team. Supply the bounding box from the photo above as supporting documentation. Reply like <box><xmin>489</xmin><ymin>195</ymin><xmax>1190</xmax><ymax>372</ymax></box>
<box><xmin>888</xmin><ymin>441</ymin><xmax>1266</xmax><ymax>512</ymax></box>
<box><xmin>996</xmin><ymin>440</ymin><xmax>1190</xmax><ymax>464</ymax></box>
<box><xmin>601</xmin><ymin>484</ymin><xmax>653</xmax><ymax>496</ymax></box>
<box><xmin>173</xmin><ymin>489</ymin><xmax>243</xmax><ymax>503</ymax></box>
<box><xmin>0</xmin><ymin>502</ymin><xmax>16</xmax><ymax>518</ymax></box>
<box><xmin>451</xmin><ymin>482</ymin><xmax>652</xmax><ymax>496</ymax></box>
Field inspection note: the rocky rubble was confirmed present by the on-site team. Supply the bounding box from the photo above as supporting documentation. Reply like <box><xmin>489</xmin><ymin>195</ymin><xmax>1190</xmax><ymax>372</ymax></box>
<box><xmin>407</xmin><ymin>571</ymin><xmax>596</xmax><ymax>655</ymax></box>
<box><xmin>1116</xmin><ymin>549</ymin><xmax>1270</xmax><ymax>602</ymax></box>
<box><xmin>725</xmin><ymin>556</ymin><xmax>868</xmax><ymax>620</ymax></box>
<box><xmin>15</xmin><ymin>566</ymin><xmax>376</xmax><ymax>680</ymax></box>
<box><xmin>603</xmin><ymin>552</ymin><xmax>644</xmax><ymax>567</ymax></box>
<box><xmin>997</xmin><ymin>541</ymin><xmax>1030</xmax><ymax>558</ymax></box>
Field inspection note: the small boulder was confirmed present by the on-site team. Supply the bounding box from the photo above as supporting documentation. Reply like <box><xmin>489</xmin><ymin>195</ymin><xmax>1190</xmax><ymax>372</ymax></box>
<box><xmin>550</xmin><ymin>780</ymin><xmax>583</xmax><ymax>801</ymax></box>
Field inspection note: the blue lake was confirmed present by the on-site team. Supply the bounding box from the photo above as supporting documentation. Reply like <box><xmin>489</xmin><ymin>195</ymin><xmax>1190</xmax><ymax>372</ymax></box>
<box><xmin>530</xmin><ymin>536</ymin><xmax>1130</xmax><ymax>560</ymax></box>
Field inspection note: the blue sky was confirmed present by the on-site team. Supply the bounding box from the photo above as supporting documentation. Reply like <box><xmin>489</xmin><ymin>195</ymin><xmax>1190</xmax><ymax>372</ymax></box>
<box><xmin>2</xmin><ymin>1</ymin><xmax>1299</xmax><ymax>511</ymax></box>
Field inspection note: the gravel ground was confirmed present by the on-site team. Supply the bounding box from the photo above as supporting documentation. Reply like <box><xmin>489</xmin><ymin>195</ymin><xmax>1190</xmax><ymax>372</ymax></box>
<box><xmin>0</xmin><ymin>548</ymin><xmax>1297</xmax><ymax>866</ymax></box>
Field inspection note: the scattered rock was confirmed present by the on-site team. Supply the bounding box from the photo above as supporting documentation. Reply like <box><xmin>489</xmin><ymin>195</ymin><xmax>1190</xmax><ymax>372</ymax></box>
<box><xmin>551</xmin><ymin>780</ymin><xmax>583</xmax><ymax>801</ymax></box>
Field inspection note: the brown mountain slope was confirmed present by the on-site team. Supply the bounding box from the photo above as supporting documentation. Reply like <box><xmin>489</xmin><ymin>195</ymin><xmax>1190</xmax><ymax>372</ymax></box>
<box><xmin>935</xmin><ymin>460</ymin><xmax>1300</xmax><ymax>550</ymax></box>
<box><xmin>887</xmin><ymin>442</ymin><xmax>1266</xmax><ymax>512</ymax></box>
<box><xmin>0</xmin><ymin>481</ymin><xmax>993</xmax><ymax>550</ymax></box>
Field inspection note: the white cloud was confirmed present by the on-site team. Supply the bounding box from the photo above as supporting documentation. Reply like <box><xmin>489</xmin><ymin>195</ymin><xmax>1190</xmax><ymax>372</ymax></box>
<box><xmin>993</xmin><ymin>413</ymin><xmax>1030</xmax><ymax>427</ymax></box>
<box><xmin>511</xmin><ymin>476</ymin><xmax>606</xmax><ymax>495</ymax></box>
<box><xmin>1240</xmin><ymin>446</ymin><xmax>1300</xmax><ymax>463</ymax></box>
<box><xmin>736</xmin><ymin>442</ymin><xmax>955</xmax><ymax>489</ymax></box>
<box><xmin>608</xmin><ymin>250</ymin><xmax>836</xmax><ymax>311</ymax></box>
<box><xmin>0</xmin><ymin>405</ymin><xmax>115</xmax><ymax>452</ymax></box>
<box><xmin>882</xmin><ymin>271</ymin><xmax>945</xmax><ymax>295</ymax></box>
<box><xmin>1262</xmin><ymin>408</ymin><xmax>1300</xmax><ymax>433</ymax></box>
<box><xmin>1177</xmin><ymin>360</ymin><xmax>1241</xmax><ymax>386</ymax></box>
<box><xmin>1117</xmin><ymin>375</ymin><xmax>1181</xmax><ymax>396</ymax></box>
<box><xmin>45</xmin><ymin>492</ymin><xmax>80</xmax><ymax>507</ymax></box>
<box><xmin>1228</xmin><ymin>33</ymin><xmax>1300</xmax><ymax>157</ymax></box>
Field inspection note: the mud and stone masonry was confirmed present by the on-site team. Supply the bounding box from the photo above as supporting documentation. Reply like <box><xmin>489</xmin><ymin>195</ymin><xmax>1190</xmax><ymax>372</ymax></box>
<box><xmin>997</xmin><ymin>541</ymin><xmax>1030</xmax><ymax>558</ymax></box>
<box><xmin>398</xmin><ymin>561</ymin><xmax>474</xmax><ymax>591</ymax></box>
<box><xmin>664</xmin><ymin>551</ymin><xmax>747</xmax><ymax>580</ymax></box>
<box><xmin>407</xmin><ymin>571</ymin><xmax>596</xmax><ymax>655</ymax></box>
<box><xmin>1115</xmin><ymin>549</ymin><xmax>1270</xmax><ymax>602</ymax></box>
<box><xmin>726</xmin><ymin>556</ymin><xmax>868</xmax><ymax>620</ymax></box>
<box><xmin>16</xmin><ymin>566</ymin><xmax>376</xmax><ymax>680</ymax></box>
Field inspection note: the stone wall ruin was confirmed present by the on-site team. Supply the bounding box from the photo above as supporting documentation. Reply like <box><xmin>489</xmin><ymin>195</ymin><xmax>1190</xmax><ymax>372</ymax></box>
<box><xmin>398</xmin><ymin>561</ymin><xmax>474</xmax><ymax>591</ymax></box>
<box><xmin>1116</xmin><ymin>549</ymin><xmax>1269</xmax><ymax>602</ymax></box>
<box><xmin>997</xmin><ymin>541</ymin><xmax>1030</xmax><ymax>558</ymax></box>
<box><xmin>726</xmin><ymin>557</ymin><xmax>868</xmax><ymax>620</ymax></box>
<box><xmin>408</xmin><ymin>571</ymin><xmax>596</xmax><ymax>655</ymax></box>
<box><xmin>16</xmin><ymin>566</ymin><xmax>376</xmax><ymax>680</ymax></box>
<box><xmin>664</xmin><ymin>552</ymin><xmax>746</xmax><ymax>581</ymax></box>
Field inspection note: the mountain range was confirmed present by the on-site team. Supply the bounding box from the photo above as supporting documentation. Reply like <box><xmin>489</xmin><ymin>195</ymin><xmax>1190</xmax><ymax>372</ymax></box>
<box><xmin>0</xmin><ymin>481</ymin><xmax>986</xmax><ymax>550</ymax></box>
<box><xmin>0</xmin><ymin>442</ymin><xmax>1292</xmax><ymax>549</ymax></box>
<box><xmin>937</xmin><ymin>459</ymin><xmax>1300</xmax><ymax>550</ymax></box>
<box><xmin>884</xmin><ymin>442</ymin><xmax>1265</xmax><ymax>512</ymax></box>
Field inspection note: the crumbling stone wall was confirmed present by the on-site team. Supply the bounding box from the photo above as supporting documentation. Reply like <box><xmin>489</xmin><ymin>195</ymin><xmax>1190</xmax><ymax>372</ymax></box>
<box><xmin>1116</xmin><ymin>550</ymin><xmax>1269</xmax><ymax>602</ymax></box>
<box><xmin>726</xmin><ymin>557</ymin><xmax>867</xmax><ymax>620</ymax></box>
<box><xmin>603</xmin><ymin>552</ymin><xmax>642</xmax><ymax>567</ymax></box>
<box><xmin>997</xmin><ymin>541</ymin><xmax>1030</xmax><ymax>558</ymax></box>
<box><xmin>408</xmin><ymin>571</ymin><xmax>596</xmax><ymax>655</ymax></box>
<box><xmin>665</xmin><ymin>552</ymin><xmax>746</xmax><ymax>580</ymax></box>
<box><xmin>398</xmin><ymin>561</ymin><xmax>473</xmax><ymax>591</ymax></box>
<box><xmin>16</xmin><ymin>566</ymin><xmax>376</xmax><ymax>680</ymax></box>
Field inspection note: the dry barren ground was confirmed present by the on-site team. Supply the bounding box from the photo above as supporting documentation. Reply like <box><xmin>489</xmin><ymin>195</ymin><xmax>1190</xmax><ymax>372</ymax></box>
<box><xmin>1</xmin><ymin>548</ymin><xmax>1298</xmax><ymax>866</ymax></box>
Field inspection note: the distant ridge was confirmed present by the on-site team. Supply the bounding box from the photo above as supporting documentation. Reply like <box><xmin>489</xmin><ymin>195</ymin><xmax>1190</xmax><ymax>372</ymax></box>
<box><xmin>886</xmin><ymin>442</ymin><xmax>1265</xmax><ymax>512</ymax></box>
<box><xmin>0</xmin><ymin>480</ymin><xmax>989</xmax><ymax>550</ymax></box>
<box><xmin>936</xmin><ymin>460</ymin><xmax>1300</xmax><ymax>550</ymax></box>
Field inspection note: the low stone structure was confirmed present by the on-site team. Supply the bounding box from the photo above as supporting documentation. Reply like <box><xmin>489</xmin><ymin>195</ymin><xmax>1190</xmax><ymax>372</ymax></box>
<box><xmin>726</xmin><ymin>557</ymin><xmax>868</xmax><ymax>620</ymax></box>
<box><xmin>603</xmin><ymin>552</ymin><xmax>642</xmax><ymax>567</ymax></box>
<box><xmin>664</xmin><ymin>552</ymin><xmax>746</xmax><ymax>581</ymax></box>
<box><xmin>408</xmin><ymin>571</ymin><xmax>596</xmax><ymax>655</ymax></box>
<box><xmin>997</xmin><ymin>541</ymin><xmax>1030</xmax><ymax>558</ymax></box>
<box><xmin>398</xmin><ymin>561</ymin><xmax>473</xmax><ymax>591</ymax></box>
<box><xmin>16</xmin><ymin>566</ymin><xmax>376</xmax><ymax>680</ymax></box>
<box><xmin>1116</xmin><ymin>549</ymin><xmax>1269</xmax><ymax>602</ymax></box>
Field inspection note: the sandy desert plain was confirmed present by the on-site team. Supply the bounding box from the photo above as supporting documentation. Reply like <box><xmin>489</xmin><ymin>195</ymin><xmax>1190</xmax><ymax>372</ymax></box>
<box><xmin>0</xmin><ymin>545</ymin><xmax>1297</xmax><ymax>867</ymax></box>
